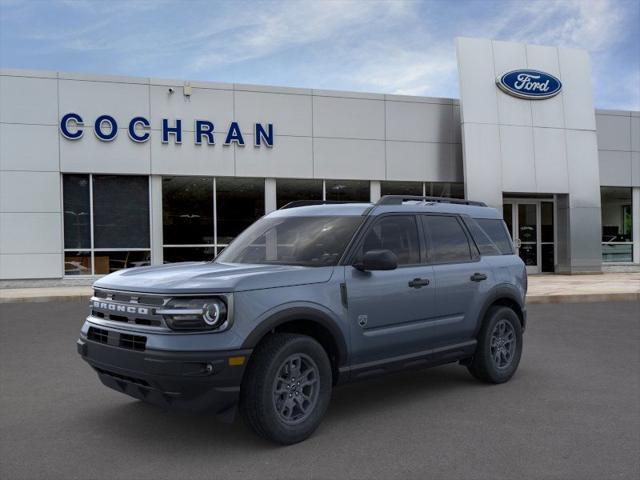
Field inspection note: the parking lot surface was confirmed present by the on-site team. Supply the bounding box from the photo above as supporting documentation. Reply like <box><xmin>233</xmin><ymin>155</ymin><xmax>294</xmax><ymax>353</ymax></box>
<box><xmin>1</xmin><ymin>300</ymin><xmax>638</xmax><ymax>480</ymax></box>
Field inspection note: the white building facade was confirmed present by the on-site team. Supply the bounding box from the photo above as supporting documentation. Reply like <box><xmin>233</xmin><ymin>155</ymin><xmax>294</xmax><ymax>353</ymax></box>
<box><xmin>0</xmin><ymin>38</ymin><xmax>638</xmax><ymax>281</ymax></box>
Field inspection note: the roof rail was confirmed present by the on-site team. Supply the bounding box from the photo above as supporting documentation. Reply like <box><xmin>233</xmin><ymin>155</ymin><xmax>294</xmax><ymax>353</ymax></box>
<box><xmin>279</xmin><ymin>200</ymin><xmax>366</xmax><ymax>210</ymax></box>
<box><xmin>375</xmin><ymin>195</ymin><xmax>487</xmax><ymax>207</ymax></box>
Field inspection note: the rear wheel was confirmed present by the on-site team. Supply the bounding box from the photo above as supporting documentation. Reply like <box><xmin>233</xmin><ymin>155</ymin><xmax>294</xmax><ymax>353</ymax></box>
<box><xmin>240</xmin><ymin>333</ymin><xmax>332</xmax><ymax>444</ymax></box>
<box><xmin>467</xmin><ymin>306</ymin><xmax>522</xmax><ymax>384</ymax></box>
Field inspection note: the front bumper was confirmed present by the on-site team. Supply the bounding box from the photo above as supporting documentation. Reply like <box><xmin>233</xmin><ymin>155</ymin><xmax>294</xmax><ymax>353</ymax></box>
<box><xmin>77</xmin><ymin>334</ymin><xmax>252</xmax><ymax>414</ymax></box>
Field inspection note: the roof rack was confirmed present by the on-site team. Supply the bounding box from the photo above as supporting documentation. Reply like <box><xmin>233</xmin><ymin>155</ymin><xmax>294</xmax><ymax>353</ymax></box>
<box><xmin>375</xmin><ymin>195</ymin><xmax>487</xmax><ymax>207</ymax></box>
<box><xmin>279</xmin><ymin>200</ymin><xmax>366</xmax><ymax>210</ymax></box>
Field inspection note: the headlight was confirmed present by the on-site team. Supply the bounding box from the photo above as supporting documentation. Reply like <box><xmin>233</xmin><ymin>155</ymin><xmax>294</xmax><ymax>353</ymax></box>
<box><xmin>158</xmin><ymin>298</ymin><xmax>229</xmax><ymax>331</ymax></box>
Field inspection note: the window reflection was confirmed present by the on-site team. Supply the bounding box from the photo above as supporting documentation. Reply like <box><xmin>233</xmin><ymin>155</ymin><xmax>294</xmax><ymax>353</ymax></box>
<box><xmin>162</xmin><ymin>177</ymin><xmax>213</xmax><ymax>245</ymax></box>
<box><xmin>276</xmin><ymin>179</ymin><xmax>323</xmax><ymax>208</ymax></box>
<box><xmin>325</xmin><ymin>180</ymin><xmax>369</xmax><ymax>201</ymax></box>
<box><xmin>380</xmin><ymin>181</ymin><xmax>423</xmax><ymax>197</ymax></box>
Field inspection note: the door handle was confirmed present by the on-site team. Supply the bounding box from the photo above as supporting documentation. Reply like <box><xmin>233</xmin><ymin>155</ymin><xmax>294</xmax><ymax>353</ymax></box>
<box><xmin>408</xmin><ymin>278</ymin><xmax>430</xmax><ymax>288</ymax></box>
<box><xmin>470</xmin><ymin>272</ymin><xmax>488</xmax><ymax>282</ymax></box>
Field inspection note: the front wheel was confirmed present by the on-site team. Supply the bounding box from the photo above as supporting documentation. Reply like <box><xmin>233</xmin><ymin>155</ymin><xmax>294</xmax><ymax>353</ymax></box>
<box><xmin>467</xmin><ymin>306</ymin><xmax>523</xmax><ymax>384</ymax></box>
<box><xmin>239</xmin><ymin>333</ymin><xmax>332</xmax><ymax>444</ymax></box>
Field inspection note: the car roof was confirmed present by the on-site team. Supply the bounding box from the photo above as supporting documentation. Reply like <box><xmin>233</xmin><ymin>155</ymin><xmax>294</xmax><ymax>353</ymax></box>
<box><xmin>268</xmin><ymin>199</ymin><xmax>501</xmax><ymax>220</ymax></box>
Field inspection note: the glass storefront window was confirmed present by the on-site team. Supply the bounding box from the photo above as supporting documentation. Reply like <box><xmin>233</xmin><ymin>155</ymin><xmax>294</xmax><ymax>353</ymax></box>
<box><xmin>93</xmin><ymin>175</ymin><xmax>150</xmax><ymax>249</ymax></box>
<box><xmin>325</xmin><ymin>180</ymin><xmax>370</xmax><ymax>201</ymax></box>
<box><xmin>64</xmin><ymin>251</ymin><xmax>91</xmax><ymax>276</ymax></box>
<box><xmin>276</xmin><ymin>179</ymin><xmax>323</xmax><ymax>208</ymax></box>
<box><xmin>163</xmin><ymin>247</ymin><xmax>216</xmax><ymax>263</ymax></box>
<box><xmin>503</xmin><ymin>204</ymin><xmax>513</xmax><ymax>239</ymax></box>
<box><xmin>63</xmin><ymin>175</ymin><xmax>91</xmax><ymax>249</ymax></box>
<box><xmin>62</xmin><ymin>174</ymin><xmax>151</xmax><ymax>276</ymax></box>
<box><xmin>380</xmin><ymin>181</ymin><xmax>465</xmax><ymax>200</ymax></box>
<box><xmin>427</xmin><ymin>182</ymin><xmax>464</xmax><ymax>199</ymax></box>
<box><xmin>540</xmin><ymin>202</ymin><xmax>554</xmax><ymax>272</ymax></box>
<box><xmin>162</xmin><ymin>177</ymin><xmax>213</xmax><ymax>245</ymax></box>
<box><xmin>161</xmin><ymin>177</ymin><xmax>265</xmax><ymax>263</ymax></box>
<box><xmin>601</xmin><ymin>187</ymin><xmax>633</xmax><ymax>262</ymax></box>
<box><xmin>93</xmin><ymin>251</ymin><xmax>151</xmax><ymax>275</ymax></box>
<box><xmin>380</xmin><ymin>181</ymin><xmax>423</xmax><ymax>197</ymax></box>
<box><xmin>216</xmin><ymin>177</ymin><xmax>265</xmax><ymax>245</ymax></box>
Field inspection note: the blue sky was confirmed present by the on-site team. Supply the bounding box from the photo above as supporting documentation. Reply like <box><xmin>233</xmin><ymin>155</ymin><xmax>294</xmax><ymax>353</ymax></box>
<box><xmin>1</xmin><ymin>0</ymin><xmax>638</xmax><ymax>109</ymax></box>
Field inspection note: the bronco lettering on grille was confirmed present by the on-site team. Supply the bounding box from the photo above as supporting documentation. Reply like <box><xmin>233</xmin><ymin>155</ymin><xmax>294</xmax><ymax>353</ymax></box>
<box><xmin>92</xmin><ymin>301</ymin><xmax>149</xmax><ymax>315</ymax></box>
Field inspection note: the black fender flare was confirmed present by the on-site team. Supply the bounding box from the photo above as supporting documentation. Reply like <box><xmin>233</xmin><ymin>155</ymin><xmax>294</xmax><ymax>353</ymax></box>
<box><xmin>475</xmin><ymin>284</ymin><xmax>526</xmax><ymax>335</ymax></box>
<box><xmin>241</xmin><ymin>306</ymin><xmax>349</xmax><ymax>367</ymax></box>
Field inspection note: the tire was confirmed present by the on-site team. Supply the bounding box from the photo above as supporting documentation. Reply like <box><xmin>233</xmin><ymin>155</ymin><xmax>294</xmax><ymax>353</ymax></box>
<box><xmin>239</xmin><ymin>333</ymin><xmax>332</xmax><ymax>445</ymax></box>
<box><xmin>467</xmin><ymin>306</ymin><xmax>523</xmax><ymax>384</ymax></box>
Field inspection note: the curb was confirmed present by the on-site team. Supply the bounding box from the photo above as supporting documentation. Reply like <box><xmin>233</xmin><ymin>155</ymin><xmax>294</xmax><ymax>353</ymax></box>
<box><xmin>526</xmin><ymin>292</ymin><xmax>640</xmax><ymax>304</ymax></box>
<box><xmin>0</xmin><ymin>294</ymin><xmax>92</xmax><ymax>304</ymax></box>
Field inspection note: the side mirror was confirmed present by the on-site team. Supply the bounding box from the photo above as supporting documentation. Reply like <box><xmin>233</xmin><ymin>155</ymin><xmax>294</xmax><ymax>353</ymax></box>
<box><xmin>353</xmin><ymin>249</ymin><xmax>398</xmax><ymax>271</ymax></box>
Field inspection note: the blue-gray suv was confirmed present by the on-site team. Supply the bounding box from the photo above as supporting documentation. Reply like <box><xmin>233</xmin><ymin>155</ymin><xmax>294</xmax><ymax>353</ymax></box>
<box><xmin>77</xmin><ymin>195</ymin><xmax>527</xmax><ymax>444</ymax></box>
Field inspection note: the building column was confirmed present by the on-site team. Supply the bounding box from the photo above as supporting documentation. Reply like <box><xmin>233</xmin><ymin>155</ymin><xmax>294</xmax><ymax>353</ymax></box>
<box><xmin>265</xmin><ymin>178</ymin><xmax>277</xmax><ymax>213</ymax></box>
<box><xmin>555</xmin><ymin>193</ymin><xmax>602</xmax><ymax>274</ymax></box>
<box><xmin>370</xmin><ymin>181</ymin><xmax>381</xmax><ymax>203</ymax></box>
<box><xmin>633</xmin><ymin>187</ymin><xmax>640</xmax><ymax>264</ymax></box>
<box><xmin>150</xmin><ymin>175</ymin><xmax>163</xmax><ymax>265</ymax></box>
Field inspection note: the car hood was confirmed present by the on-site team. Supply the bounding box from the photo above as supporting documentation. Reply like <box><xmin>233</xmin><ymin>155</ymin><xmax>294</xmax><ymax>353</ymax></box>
<box><xmin>93</xmin><ymin>262</ymin><xmax>335</xmax><ymax>294</ymax></box>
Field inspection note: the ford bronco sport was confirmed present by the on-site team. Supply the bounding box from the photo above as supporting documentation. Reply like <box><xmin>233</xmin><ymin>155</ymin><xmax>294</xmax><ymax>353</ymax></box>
<box><xmin>77</xmin><ymin>195</ymin><xmax>527</xmax><ymax>444</ymax></box>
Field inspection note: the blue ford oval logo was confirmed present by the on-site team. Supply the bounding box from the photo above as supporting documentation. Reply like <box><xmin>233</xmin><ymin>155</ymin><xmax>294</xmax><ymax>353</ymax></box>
<box><xmin>496</xmin><ymin>69</ymin><xmax>562</xmax><ymax>99</ymax></box>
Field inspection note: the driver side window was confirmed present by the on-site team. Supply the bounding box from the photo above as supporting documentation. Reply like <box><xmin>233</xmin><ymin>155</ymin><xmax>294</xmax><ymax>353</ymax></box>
<box><xmin>359</xmin><ymin>215</ymin><xmax>420</xmax><ymax>265</ymax></box>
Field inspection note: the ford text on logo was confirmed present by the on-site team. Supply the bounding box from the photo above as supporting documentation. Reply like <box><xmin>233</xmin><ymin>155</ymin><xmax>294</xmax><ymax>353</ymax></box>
<box><xmin>60</xmin><ymin>114</ymin><xmax>274</xmax><ymax>147</ymax></box>
<box><xmin>496</xmin><ymin>70</ymin><xmax>562</xmax><ymax>100</ymax></box>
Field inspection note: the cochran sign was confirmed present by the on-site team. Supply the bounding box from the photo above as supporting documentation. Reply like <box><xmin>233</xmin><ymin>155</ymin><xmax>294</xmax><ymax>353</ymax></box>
<box><xmin>496</xmin><ymin>69</ymin><xmax>562</xmax><ymax>100</ymax></box>
<box><xmin>59</xmin><ymin>113</ymin><xmax>274</xmax><ymax>147</ymax></box>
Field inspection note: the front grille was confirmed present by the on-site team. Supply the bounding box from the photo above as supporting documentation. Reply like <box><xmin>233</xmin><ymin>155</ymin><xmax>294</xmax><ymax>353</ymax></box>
<box><xmin>97</xmin><ymin>290</ymin><xmax>165</xmax><ymax>306</ymax></box>
<box><xmin>119</xmin><ymin>333</ymin><xmax>146</xmax><ymax>351</ymax></box>
<box><xmin>91</xmin><ymin>288</ymin><xmax>168</xmax><ymax>329</ymax></box>
<box><xmin>87</xmin><ymin>327</ymin><xmax>108</xmax><ymax>344</ymax></box>
<box><xmin>90</xmin><ymin>310</ymin><xmax>161</xmax><ymax>327</ymax></box>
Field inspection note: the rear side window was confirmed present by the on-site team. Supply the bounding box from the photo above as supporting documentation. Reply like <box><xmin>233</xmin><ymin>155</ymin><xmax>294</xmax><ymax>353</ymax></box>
<box><xmin>359</xmin><ymin>215</ymin><xmax>420</xmax><ymax>265</ymax></box>
<box><xmin>475</xmin><ymin>218</ymin><xmax>514</xmax><ymax>255</ymax></box>
<box><xmin>422</xmin><ymin>215</ymin><xmax>472</xmax><ymax>263</ymax></box>
<box><xmin>463</xmin><ymin>218</ymin><xmax>502</xmax><ymax>256</ymax></box>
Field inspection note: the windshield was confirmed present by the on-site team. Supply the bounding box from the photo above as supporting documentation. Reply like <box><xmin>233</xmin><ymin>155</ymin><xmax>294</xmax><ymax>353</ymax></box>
<box><xmin>215</xmin><ymin>215</ymin><xmax>363</xmax><ymax>267</ymax></box>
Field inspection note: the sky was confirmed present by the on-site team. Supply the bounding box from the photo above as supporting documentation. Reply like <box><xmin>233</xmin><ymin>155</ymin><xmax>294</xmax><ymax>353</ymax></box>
<box><xmin>1</xmin><ymin>0</ymin><xmax>639</xmax><ymax>110</ymax></box>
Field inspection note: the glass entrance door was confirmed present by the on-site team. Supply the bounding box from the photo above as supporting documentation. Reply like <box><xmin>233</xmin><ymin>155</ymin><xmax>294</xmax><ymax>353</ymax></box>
<box><xmin>517</xmin><ymin>203</ymin><xmax>538</xmax><ymax>272</ymax></box>
<box><xmin>503</xmin><ymin>200</ymin><xmax>555</xmax><ymax>274</ymax></box>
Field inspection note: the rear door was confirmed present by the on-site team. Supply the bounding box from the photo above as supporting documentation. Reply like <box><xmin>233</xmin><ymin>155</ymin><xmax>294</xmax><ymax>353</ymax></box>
<box><xmin>420</xmin><ymin>214</ymin><xmax>492</xmax><ymax>346</ymax></box>
<box><xmin>345</xmin><ymin>214</ymin><xmax>436</xmax><ymax>364</ymax></box>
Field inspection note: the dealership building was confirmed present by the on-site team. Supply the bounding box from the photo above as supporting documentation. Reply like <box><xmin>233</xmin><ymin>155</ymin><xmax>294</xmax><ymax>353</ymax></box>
<box><xmin>0</xmin><ymin>37</ymin><xmax>639</xmax><ymax>282</ymax></box>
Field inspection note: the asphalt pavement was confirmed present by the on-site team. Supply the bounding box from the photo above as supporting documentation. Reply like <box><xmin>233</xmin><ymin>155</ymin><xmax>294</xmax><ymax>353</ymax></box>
<box><xmin>1</xmin><ymin>300</ymin><xmax>638</xmax><ymax>480</ymax></box>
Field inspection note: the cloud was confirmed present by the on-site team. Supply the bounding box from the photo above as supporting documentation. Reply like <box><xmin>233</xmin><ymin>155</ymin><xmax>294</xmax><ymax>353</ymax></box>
<box><xmin>1</xmin><ymin>0</ymin><xmax>637</xmax><ymax>108</ymax></box>
<box><xmin>490</xmin><ymin>0</ymin><xmax>626</xmax><ymax>51</ymax></box>
<box><xmin>187</xmin><ymin>1</ymin><xmax>413</xmax><ymax>72</ymax></box>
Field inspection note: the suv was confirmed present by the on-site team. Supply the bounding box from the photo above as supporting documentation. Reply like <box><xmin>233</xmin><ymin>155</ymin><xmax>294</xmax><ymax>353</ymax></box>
<box><xmin>77</xmin><ymin>195</ymin><xmax>526</xmax><ymax>444</ymax></box>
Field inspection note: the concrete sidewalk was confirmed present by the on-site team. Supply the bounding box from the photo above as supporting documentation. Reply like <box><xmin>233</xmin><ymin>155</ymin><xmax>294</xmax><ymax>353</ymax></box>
<box><xmin>1</xmin><ymin>273</ymin><xmax>639</xmax><ymax>304</ymax></box>
<box><xmin>526</xmin><ymin>273</ymin><xmax>640</xmax><ymax>304</ymax></box>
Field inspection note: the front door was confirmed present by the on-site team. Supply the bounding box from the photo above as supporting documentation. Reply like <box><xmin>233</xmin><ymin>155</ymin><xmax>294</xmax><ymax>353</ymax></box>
<box><xmin>345</xmin><ymin>215</ymin><xmax>437</xmax><ymax>365</ymax></box>
<box><xmin>503</xmin><ymin>200</ymin><xmax>555</xmax><ymax>274</ymax></box>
